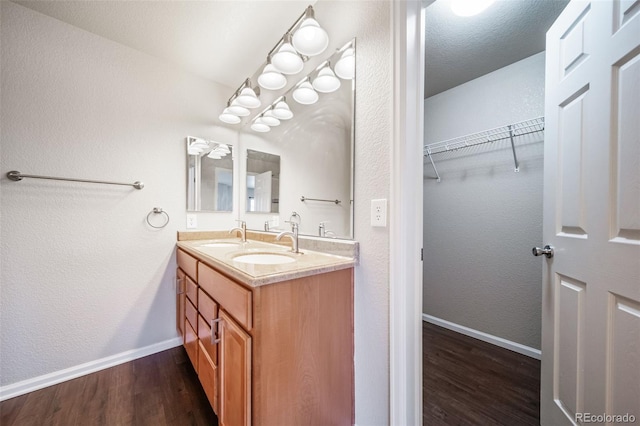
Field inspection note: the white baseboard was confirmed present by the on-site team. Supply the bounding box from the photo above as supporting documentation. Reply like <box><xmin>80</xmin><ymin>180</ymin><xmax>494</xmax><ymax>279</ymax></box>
<box><xmin>0</xmin><ymin>337</ymin><xmax>183</xmax><ymax>401</ymax></box>
<box><xmin>422</xmin><ymin>314</ymin><xmax>541</xmax><ymax>360</ymax></box>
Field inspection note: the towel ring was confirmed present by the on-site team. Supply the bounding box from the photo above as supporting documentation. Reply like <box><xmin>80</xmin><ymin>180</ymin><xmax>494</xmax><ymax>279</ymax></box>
<box><xmin>146</xmin><ymin>207</ymin><xmax>170</xmax><ymax>229</ymax></box>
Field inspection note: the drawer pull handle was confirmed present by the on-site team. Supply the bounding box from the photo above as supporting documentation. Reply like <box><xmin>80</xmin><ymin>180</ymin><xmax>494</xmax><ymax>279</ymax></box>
<box><xmin>211</xmin><ymin>318</ymin><xmax>222</xmax><ymax>345</ymax></box>
<box><xmin>175</xmin><ymin>277</ymin><xmax>186</xmax><ymax>295</ymax></box>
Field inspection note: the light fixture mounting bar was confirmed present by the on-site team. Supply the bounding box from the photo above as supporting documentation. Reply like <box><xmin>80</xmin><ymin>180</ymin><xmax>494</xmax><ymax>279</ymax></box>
<box><xmin>266</xmin><ymin>5</ymin><xmax>315</xmax><ymax>59</ymax></box>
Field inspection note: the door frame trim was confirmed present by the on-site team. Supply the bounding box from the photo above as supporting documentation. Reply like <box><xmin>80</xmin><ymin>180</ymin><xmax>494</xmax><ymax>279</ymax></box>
<box><xmin>390</xmin><ymin>1</ymin><xmax>425</xmax><ymax>424</ymax></box>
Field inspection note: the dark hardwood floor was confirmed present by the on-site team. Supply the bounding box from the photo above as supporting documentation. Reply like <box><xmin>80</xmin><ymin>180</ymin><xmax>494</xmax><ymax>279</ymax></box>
<box><xmin>424</xmin><ymin>321</ymin><xmax>541</xmax><ymax>426</ymax></box>
<box><xmin>2</xmin><ymin>323</ymin><xmax>540</xmax><ymax>426</ymax></box>
<box><xmin>0</xmin><ymin>346</ymin><xmax>217</xmax><ymax>426</ymax></box>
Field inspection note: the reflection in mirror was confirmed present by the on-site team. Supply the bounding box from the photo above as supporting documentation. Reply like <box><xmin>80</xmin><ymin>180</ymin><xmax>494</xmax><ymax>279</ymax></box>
<box><xmin>187</xmin><ymin>137</ymin><xmax>233</xmax><ymax>212</ymax></box>
<box><xmin>246</xmin><ymin>149</ymin><xmax>280</xmax><ymax>213</ymax></box>
<box><xmin>240</xmin><ymin>39</ymin><xmax>355</xmax><ymax>239</ymax></box>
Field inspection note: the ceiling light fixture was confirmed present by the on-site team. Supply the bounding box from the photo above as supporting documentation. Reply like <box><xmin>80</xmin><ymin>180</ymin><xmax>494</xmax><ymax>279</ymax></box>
<box><xmin>258</xmin><ymin>63</ymin><xmax>287</xmax><ymax>90</ymax></box>
<box><xmin>293</xmin><ymin>80</ymin><xmax>319</xmax><ymax>105</ymax></box>
<box><xmin>272</xmin><ymin>98</ymin><xmax>294</xmax><ymax>120</ymax></box>
<box><xmin>251</xmin><ymin>117</ymin><xmax>271</xmax><ymax>133</ymax></box>
<box><xmin>312</xmin><ymin>63</ymin><xmax>341</xmax><ymax>93</ymax></box>
<box><xmin>450</xmin><ymin>0</ymin><xmax>496</xmax><ymax>17</ymax></box>
<box><xmin>261</xmin><ymin>110</ymin><xmax>281</xmax><ymax>127</ymax></box>
<box><xmin>292</xmin><ymin>6</ymin><xmax>329</xmax><ymax>57</ymax></box>
<box><xmin>228</xmin><ymin>100</ymin><xmax>250</xmax><ymax>116</ymax></box>
<box><xmin>271</xmin><ymin>34</ymin><xmax>305</xmax><ymax>75</ymax></box>
<box><xmin>334</xmin><ymin>46</ymin><xmax>355</xmax><ymax>80</ymax></box>
<box><xmin>218</xmin><ymin>108</ymin><xmax>241</xmax><ymax>124</ymax></box>
<box><xmin>235</xmin><ymin>87</ymin><xmax>261</xmax><ymax>109</ymax></box>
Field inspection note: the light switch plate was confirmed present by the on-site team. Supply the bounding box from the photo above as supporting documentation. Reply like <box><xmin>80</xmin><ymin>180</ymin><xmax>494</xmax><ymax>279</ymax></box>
<box><xmin>186</xmin><ymin>214</ymin><xmax>197</xmax><ymax>229</ymax></box>
<box><xmin>371</xmin><ymin>199</ymin><xmax>387</xmax><ymax>227</ymax></box>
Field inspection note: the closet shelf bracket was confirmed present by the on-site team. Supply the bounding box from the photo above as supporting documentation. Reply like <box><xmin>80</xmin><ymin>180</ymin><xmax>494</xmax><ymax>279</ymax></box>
<box><xmin>423</xmin><ymin>116</ymin><xmax>544</xmax><ymax>182</ymax></box>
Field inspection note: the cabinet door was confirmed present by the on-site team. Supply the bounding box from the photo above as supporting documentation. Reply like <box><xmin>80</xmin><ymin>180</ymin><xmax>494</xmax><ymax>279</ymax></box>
<box><xmin>220</xmin><ymin>310</ymin><xmax>251</xmax><ymax>426</ymax></box>
<box><xmin>176</xmin><ymin>268</ymin><xmax>186</xmax><ymax>338</ymax></box>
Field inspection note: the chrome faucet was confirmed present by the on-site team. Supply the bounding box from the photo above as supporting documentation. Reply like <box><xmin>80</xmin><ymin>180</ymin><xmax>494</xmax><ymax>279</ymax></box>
<box><xmin>276</xmin><ymin>223</ymin><xmax>300</xmax><ymax>253</ymax></box>
<box><xmin>319</xmin><ymin>222</ymin><xmax>326</xmax><ymax>237</ymax></box>
<box><xmin>229</xmin><ymin>220</ymin><xmax>247</xmax><ymax>242</ymax></box>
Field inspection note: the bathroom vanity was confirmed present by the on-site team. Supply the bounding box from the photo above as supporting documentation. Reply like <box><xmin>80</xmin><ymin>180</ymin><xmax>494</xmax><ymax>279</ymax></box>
<box><xmin>175</xmin><ymin>233</ymin><xmax>356</xmax><ymax>426</ymax></box>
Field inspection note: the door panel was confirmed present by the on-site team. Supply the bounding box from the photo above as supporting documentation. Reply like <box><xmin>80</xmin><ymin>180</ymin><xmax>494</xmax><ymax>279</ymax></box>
<box><xmin>542</xmin><ymin>1</ymin><xmax>640</xmax><ymax>424</ymax></box>
<box><xmin>608</xmin><ymin>295</ymin><xmax>640</xmax><ymax>417</ymax></box>
<box><xmin>612</xmin><ymin>52</ymin><xmax>640</xmax><ymax>243</ymax></box>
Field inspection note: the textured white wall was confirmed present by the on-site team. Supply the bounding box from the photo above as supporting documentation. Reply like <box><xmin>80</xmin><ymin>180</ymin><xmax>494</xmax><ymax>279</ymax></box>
<box><xmin>0</xmin><ymin>2</ymin><xmax>234</xmax><ymax>387</ymax></box>
<box><xmin>313</xmin><ymin>1</ymin><xmax>392</xmax><ymax>424</ymax></box>
<box><xmin>423</xmin><ymin>52</ymin><xmax>545</xmax><ymax>349</ymax></box>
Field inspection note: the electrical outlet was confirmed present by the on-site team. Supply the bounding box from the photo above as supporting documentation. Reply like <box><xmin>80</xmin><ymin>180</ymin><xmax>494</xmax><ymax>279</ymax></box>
<box><xmin>371</xmin><ymin>199</ymin><xmax>387</xmax><ymax>227</ymax></box>
<box><xmin>186</xmin><ymin>214</ymin><xmax>197</xmax><ymax>229</ymax></box>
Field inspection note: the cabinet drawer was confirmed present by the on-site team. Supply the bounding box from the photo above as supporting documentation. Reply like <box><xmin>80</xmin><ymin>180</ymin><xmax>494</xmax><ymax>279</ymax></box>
<box><xmin>177</xmin><ymin>249</ymin><xmax>198</xmax><ymax>281</ymax></box>
<box><xmin>176</xmin><ymin>269</ymin><xmax>186</xmax><ymax>338</ymax></box>
<box><xmin>198</xmin><ymin>288</ymin><xmax>218</xmax><ymax>322</ymax></box>
<box><xmin>198</xmin><ymin>263</ymin><xmax>252</xmax><ymax>330</ymax></box>
<box><xmin>198</xmin><ymin>314</ymin><xmax>218</xmax><ymax>365</ymax></box>
<box><xmin>184</xmin><ymin>319</ymin><xmax>198</xmax><ymax>371</ymax></box>
<box><xmin>186</xmin><ymin>276</ymin><xmax>198</xmax><ymax>305</ymax></box>
<box><xmin>185</xmin><ymin>299</ymin><xmax>198</xmax><ymax>333</ymax></box>
<box><xmin>198</xmin><ymin>340</ymin><xmax>219</xmax><ymax>414</ymax></box>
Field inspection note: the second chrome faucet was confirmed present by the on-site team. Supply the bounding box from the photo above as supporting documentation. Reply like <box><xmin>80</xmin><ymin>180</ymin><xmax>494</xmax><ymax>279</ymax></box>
<box><xmin>229</xmin><ymin>220</ymin><xmax>247</xmax><ymax>242</ymax></box>
<box><xmin>276</xmin><ymin>222</ymin><xmax>301</xmax><ymax>254</ymax></box>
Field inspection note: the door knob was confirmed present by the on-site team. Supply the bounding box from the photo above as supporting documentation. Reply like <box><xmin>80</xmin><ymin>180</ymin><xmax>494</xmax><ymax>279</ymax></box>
<box><xmin>532</xmin><ymin>245</ymin><xmax>554</xmax><ymax>258</ymax></box>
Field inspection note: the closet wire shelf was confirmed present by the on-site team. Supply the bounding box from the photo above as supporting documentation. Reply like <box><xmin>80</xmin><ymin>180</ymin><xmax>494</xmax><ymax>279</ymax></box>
<box><xmin>423</xmin><ymin>116</ymin><xmax>545</xmax><ymax>182</ymax></box>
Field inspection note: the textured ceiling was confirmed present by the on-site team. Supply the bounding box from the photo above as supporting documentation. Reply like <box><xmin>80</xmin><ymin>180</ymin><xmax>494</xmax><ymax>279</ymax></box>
<box><xmin>12</xmin><ymin>0</ymin><xmax>569</xmax><ymax>99</ymax></box>
<box><xmin>11</xmin><ymin>0</ymin><xmax>311</xmax><ymax>89</ymax></box>
<box><xmin>425</xmin><ymin>0</ymin><xmax>569</xmax><ymax>97</ymax></box>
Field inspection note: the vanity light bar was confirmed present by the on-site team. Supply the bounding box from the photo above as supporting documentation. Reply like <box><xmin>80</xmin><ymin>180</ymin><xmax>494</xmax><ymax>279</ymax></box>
<box><xmin>218</xmin><ymin>5</ymin><xmax>329</xmax><ymax>128</ymax></box>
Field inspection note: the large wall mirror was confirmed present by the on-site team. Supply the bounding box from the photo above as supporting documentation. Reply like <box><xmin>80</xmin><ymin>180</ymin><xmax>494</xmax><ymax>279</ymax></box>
<box><xmin>187</xmin><ymin>136</ymin><xmax>233</xmax><ymax>212</ymax></box>
<box><xmin>239</xmin><ymin>40</ymin><xmax>355</xmax><ymax>239</ymax></box>
<box><xmin>246</xmin><ymin>149</ymin><xmax>280</xmax><ymax>213</ymax></box>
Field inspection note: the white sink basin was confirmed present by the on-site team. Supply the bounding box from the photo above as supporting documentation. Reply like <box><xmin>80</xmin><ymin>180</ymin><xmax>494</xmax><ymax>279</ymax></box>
<box><xmin>233</xmin><ymin>253</ymin><xmax>296</xmax><ymax>265</ymax></box>
<box><xmin>201</xmin><ymin>241</ymin><xmax>241</xmax><ymax>248</ymax></box>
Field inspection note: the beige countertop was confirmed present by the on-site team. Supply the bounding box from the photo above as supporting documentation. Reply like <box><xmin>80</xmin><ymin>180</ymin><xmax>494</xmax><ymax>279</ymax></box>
<box><xmin>177</xmin><ymin>238</ymin><xmax>356</xmax><ymax>287</ymax></box>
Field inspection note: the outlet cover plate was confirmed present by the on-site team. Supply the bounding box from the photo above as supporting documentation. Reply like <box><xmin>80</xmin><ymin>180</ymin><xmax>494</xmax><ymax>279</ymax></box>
<box><xmin>371</xmin><ymin>199</ymin><xmax>387</xmax><ymax>227</ymax></box>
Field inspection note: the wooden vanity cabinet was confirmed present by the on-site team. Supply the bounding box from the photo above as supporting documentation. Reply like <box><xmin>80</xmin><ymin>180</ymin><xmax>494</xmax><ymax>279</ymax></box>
<box><xmin>176</xmin><ymin>247</ymin><xmax>354</xmax><ymax>426</ymax></box>
<box><xmin>177</xmin><ymin>249</ymin><xmax>199</xmax><ymax>367</ymax></box>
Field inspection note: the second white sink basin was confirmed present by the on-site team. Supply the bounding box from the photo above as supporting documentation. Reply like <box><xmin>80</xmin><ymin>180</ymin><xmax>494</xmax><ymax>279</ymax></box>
<box><xmin>233</xmin><ymin>253</ymin><xmax>296</xmax><ymax>265</ymax></box>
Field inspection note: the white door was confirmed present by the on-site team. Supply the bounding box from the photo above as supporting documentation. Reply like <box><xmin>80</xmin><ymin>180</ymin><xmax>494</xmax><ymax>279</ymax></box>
<box><xmin>254</xmin><ymin>170</ymin><xmax>272</xmax><ymax>212</ymax></box>
<box><xmin>541</xmin><ymin>1</ymin><xmax>640</xmax><ymax>424</ymax></box>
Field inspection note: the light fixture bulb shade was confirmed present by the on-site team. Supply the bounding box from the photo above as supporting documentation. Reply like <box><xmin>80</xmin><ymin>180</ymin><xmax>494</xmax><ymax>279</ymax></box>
<box><xmin>188</xmin><ymin>147</ymin><xmax>202</xmax><ymax>156</ymax></box>
<box><xmin>272</xmin><ymin>101</ymin><xmax>294</xmax><ymax>120</ymax></box>
<box><xmin>228</xmin><ymin>101</ymin><xmax>250</xmax><ymax>116</ymax></box>
<box><xmin>334</xmin><ymin>48</ymin><xmax>355</xmax><ymax>80</ymax></box>
<box><xmin>218</xmin><ymin>109</ymin><xmax>241</xmax><ymax>124</ymax></box>
<box><xmin>292</xmin><ymin>18</ymin><xmax>329</xmax><ymax>56</ymax></box>
<box><xmin>207</xmin><ymin>152</ymin><xmax>223</xmax><ymax>159</ymax></box>
<box><xmin>258</xmin><ymin>64</ymin><xmax>287</xmax><ymax>90</ymax></box>
<box><xmin>215</xmin><ymin>144</ymin><xmax>231</xmax><ymax>154</ymax></box>
<box><xmin>262</xmin><ymin>111</ymin><xmax>281</xmax><ymax>127</ymax></box>
<box><xmin>312</xmin><ymin>66</ymin><xmax>341</xmax><ymax>93</ymax></box>
<box><xmin>450</xmin><ymin>0</ymin><xmax>495</xmax><ymax>16</ymax></box>
<box><xmin>293</xmin><ymin>81</ymin><xmax>319</xmax><ymax>105</ymax></box>
<box><xmin>271</xmin><ymin>42</ymin><xmax>304</xmax><ymax>75</ymax></box>
<box><xmin>251</xmin><ymin>118</ymin><xmax>271</xmax><ymax>133</ymax></box>
<box><xmin>235</xmin><ymin>87</ymin><xmax>261</xmax><ymax>108</ymax></box>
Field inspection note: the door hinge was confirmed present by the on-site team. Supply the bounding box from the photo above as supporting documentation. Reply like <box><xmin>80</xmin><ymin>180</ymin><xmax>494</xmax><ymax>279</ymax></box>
<box><xmin>421</xmin><ymin>248</ymin><xmax>423</xmax><ymax>261</ymax></box>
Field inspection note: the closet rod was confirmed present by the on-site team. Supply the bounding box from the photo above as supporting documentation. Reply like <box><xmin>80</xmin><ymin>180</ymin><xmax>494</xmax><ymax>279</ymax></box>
<box><xmin>6</xmin><ymin>171</ymin><xmax>144</xmax><ymax>190</ymax></box>
<box><xmin>423</xmin><ymin>116</ymin><xmax>544</xmax><ymax>182</ymax></box>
